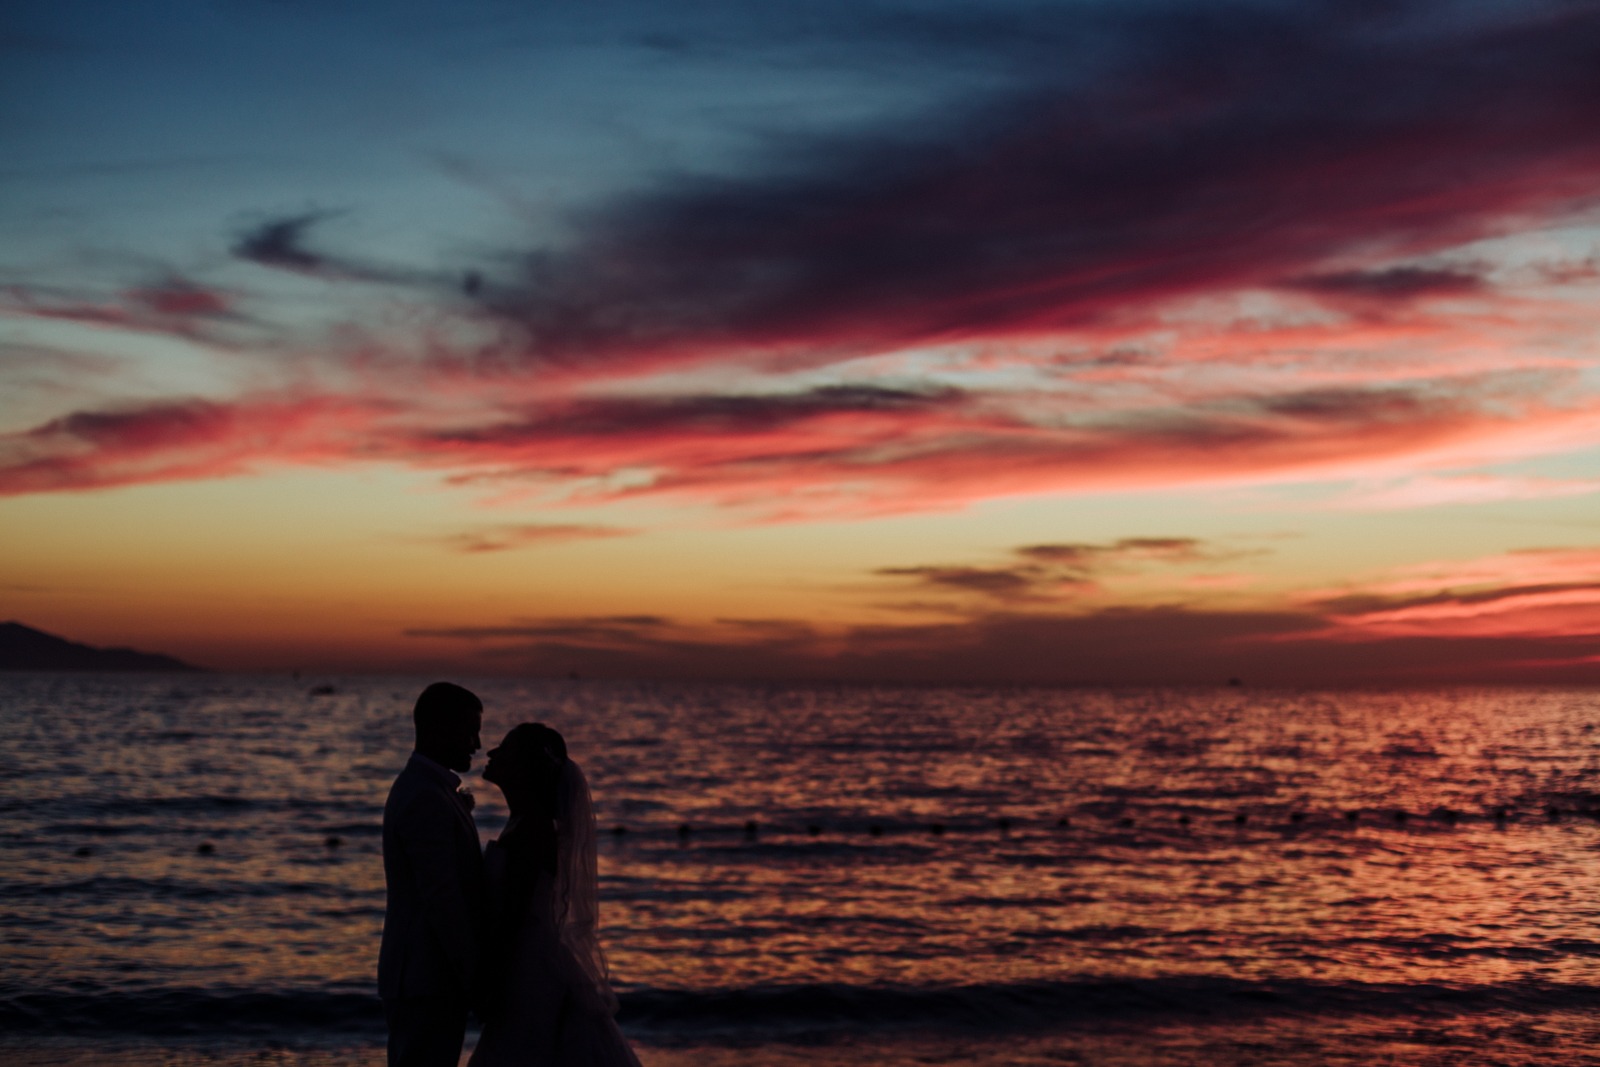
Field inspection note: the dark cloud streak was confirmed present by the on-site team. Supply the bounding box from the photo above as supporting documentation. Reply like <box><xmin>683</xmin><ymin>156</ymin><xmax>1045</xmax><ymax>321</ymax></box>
<box><xmin>875</xmin><ymin>565</ymin><xmax>1049</xmax><ymax>600</ymax></box>
<box><xmin>471</xmin><ymin>1</ymin><xmax>1600</xmax><ymax>372</ymax></box>
<box><xmin>405</xmin><ymin>603</ymin><xmax>1600</xmax><ymax>685</ymax></box>
<box><xmin>420</xmin><ymin>384</ymin><xmax>970</xmax><ymax>448</ymax></box>
<box><xmin>430</xmin><ymin>523</ymin><xmax>636</xmax><ymax>553</ymax></box>
<box><xmin>1017</xmin><ymin>538</ymin><xmax>1214</xmax><ymax>567</ymax></box>
<box><xmin>233</xmin><ymin>213</ymin><xmax>333</xmax><ymax>274</ymax></box>
<box><xmin>231</xmin><ymin>212</ymin><xmax>431</xmax><ymax>286</ymax></box>
<box><xmin>1317</xmin><ymin>580</ymin><xmax>1600</xmax><ymax>617</ymax></box>
<box><xmin>875</xmin><ymin>537</ymin><xmax>1244</xmax><ymax>603</ymax></box>
<box><xmin>1286</xmin><ymin>266</ymin><xmax>1487</xmax><ymax>301</ymax></box>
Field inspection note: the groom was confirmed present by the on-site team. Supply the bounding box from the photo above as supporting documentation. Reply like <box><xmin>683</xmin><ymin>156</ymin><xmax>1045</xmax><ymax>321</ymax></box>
<box><xmin>379</xmin><ymin>682</ymin><xmax>486</xmax><ymax>1067</ymax></box>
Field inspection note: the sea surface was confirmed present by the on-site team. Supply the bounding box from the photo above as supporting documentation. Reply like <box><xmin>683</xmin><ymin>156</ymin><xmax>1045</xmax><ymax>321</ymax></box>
<box><xmin>4</xmin><ymin>676</ymin><xmax>1600</xmax><ymax>1065</ymax></box>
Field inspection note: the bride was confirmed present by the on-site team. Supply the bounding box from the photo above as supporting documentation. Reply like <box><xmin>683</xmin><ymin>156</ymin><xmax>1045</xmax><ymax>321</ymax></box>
<box><xmin>470</xmin><ymin>723</ymin><xmax>642</xmax><ymax>1067</ymax></box>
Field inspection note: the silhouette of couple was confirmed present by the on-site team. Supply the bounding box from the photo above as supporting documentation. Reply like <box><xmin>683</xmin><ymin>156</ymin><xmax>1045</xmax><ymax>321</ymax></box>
<box><xmin>379</xmin><ymin>682</ymin><xmax>641</xmax><ymax>1067</ymax></box>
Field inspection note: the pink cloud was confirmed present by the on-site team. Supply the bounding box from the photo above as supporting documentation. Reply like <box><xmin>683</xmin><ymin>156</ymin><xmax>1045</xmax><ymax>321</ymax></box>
<box><xmin>1337</xmin><ymin>548</ymin><xmax>1600</xmax><ymax>598</ymax></box>
<box><xmin>1306</xmin><ymin>548</ymin><xmax>1600</xmax><ymax>642</ymax></box>
<box><xmin>0</xmin><ymin>394</ymin><xmax>387</xmax><ymax>494</ymax></box>
<box><xmin>6</xmin><ymin>376</ymin><xmax>1600</xmax><ymax>521</ymax></box>
<box><xmin>6</xmin><ymin>12</ymin><xmax>1600</xmax><ymax>521</ymax></box>
<box><xmin>1328</xmin><ymin>473</ymin><xmax>1600</xmax><ymax>510</ymax></box>
<box><xmin>2</xmin><ymin>280</ymin><xmax>242</xmax><ymax>346</ymax></box>
<box><xmin>1337</xmin><ymin>586</ymin><xmax>1600</xmax><ymax>636</ymax></box>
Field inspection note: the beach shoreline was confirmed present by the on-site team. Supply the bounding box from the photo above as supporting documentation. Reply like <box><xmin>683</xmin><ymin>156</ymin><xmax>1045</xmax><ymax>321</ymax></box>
<box><xmin>11</xmin><ymin>989</ymin><xmax>1600</xmax><ymax>1067</ymax></box>
<box><xmin>8</xmin><ymin>1007</ymin><xmax>1600</xmax><ymax>1067</ymax></box>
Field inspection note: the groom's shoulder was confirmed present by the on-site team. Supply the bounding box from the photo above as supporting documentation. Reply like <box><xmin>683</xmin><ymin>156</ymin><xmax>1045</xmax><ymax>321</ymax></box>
<box><xmin>384</xmin><ymin>756</ymin><xmax>453</xmax><ymax>818</ymax></box>
<box><xmin>384</xmin><ymin>757</ymin><xmax>429</xmax><ymax>810</ymax></box>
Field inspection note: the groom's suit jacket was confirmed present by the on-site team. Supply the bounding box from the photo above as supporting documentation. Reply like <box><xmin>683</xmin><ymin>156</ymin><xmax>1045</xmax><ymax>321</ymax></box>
<box><xmin>379</xmin><ymin>752</ymin><xmax>485</xmax><ymax>1002</ymax></box>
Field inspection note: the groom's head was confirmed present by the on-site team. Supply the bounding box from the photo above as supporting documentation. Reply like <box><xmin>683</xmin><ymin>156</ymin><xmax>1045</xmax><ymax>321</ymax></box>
<box><xmin>412</xmin><ymin>682</ymin><xmax>483</xmax><ymax>772</ymax></box>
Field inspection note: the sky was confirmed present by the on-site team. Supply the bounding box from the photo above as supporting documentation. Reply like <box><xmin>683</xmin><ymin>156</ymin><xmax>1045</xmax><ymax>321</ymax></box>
<box><xmin>3</xmin><ymin>0</ymin><xmax>1599</xmax><ymax>684</ymax></box>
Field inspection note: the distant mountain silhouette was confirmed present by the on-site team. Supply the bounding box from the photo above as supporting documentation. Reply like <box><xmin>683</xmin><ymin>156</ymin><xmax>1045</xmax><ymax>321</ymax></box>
<box><xmin>0</xmin><ymin>622</ymin><xmax>200</xmax><ymax>672</ymax></box>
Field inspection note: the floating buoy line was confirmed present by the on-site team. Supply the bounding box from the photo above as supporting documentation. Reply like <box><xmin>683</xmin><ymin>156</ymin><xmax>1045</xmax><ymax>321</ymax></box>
<box><xmin>59</xmin><ymin>804</ymin><xmax>1600</xmax><ymax>857</ymax></box>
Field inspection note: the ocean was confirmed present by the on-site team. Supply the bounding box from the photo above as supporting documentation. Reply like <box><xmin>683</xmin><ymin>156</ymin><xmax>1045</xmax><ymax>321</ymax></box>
<box><xmin>4</xmin><ymin>675</ymin><xmax>1600</xmax><ymax>1065</ymax></box>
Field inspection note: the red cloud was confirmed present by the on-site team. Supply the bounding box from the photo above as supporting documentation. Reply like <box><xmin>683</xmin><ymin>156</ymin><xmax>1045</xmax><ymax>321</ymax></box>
<box><xmin>6</xmin><ymin>378</ymin><xmax>1599</xmax><ymax>518</ymax></box>
<box><xmin>538</xmin><ymin>383</ymin><xmax>1600</xmax><ymax>518</ymax></box>
<box><xmin>3</xmin><ymin>280</ymin><xmax>242</xmax><ymax>345</ymax></box>
<box><xmin>0</xmin><ymin>394</ymin><xmax>385</xmax><ymax>494</ymax></box>
<box><xmin>1307</xmin><ymin>548</ymin><xmax>1600</xmax><ymax>643</ymax></box>
<box><xmin>6</xmin><ymin>9</ymin><xmax>1599</xmax><ymax>522</ymax></box>
<box><xmin>127</xmin><ymin>282</ymin><xmax>233</xmax><ymax>319</ymax></box>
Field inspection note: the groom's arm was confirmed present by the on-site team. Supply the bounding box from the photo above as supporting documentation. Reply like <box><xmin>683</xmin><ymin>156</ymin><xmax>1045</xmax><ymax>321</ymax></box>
<box><xmin>398</xmin><ymin>792</ymin><xmax>480</xmax><ymax>996</ymax></box>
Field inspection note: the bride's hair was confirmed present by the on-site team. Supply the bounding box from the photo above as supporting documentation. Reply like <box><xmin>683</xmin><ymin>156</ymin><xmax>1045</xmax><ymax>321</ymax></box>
<box><xmin>500</xmin><ymin>722</ymin><xmax>566</xmax><ymax>811</ymax></box>
<box><xmin>506</xmin><ymin>721</ymin><xmax>566</xmax><ymax>763</ymax></box>
<box><xmin>502</xmin><ymin>721</ymin><xmax>617</xmax><ymax>1015</ymax></box>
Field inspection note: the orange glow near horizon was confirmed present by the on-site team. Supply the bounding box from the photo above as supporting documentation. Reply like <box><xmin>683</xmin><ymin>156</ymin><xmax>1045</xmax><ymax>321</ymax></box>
<box><xmin>6</xmin><ymin>1</ymin><xmax>1600</xmax><ymax>684</ymax></box>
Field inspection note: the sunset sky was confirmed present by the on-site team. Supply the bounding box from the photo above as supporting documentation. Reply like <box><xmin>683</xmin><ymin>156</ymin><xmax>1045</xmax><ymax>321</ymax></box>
<box><xmin>4</xmin><ymin>0</ymin><xmax>1599</xmax><ymax>684</ymax></box>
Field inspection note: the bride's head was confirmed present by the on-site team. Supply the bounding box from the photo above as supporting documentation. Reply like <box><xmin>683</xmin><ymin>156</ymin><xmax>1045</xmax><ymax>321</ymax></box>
<box><xmin>483</xmin><ymin>722</ymin><xmax>567</xmax><ymax>815</ymax></box>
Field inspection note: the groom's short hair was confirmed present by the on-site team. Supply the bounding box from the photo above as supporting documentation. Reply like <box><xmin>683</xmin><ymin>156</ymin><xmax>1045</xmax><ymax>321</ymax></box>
<box><xmin>413</xmin><ymin>681</ymin><xmax>482</xmax><ymax>734</ymax></box>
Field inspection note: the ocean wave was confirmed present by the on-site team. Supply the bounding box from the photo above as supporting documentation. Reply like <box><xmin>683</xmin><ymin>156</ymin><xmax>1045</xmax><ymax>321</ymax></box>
<box><xmin>23</xmin><ymin>795</ymin><xmax>381</xmax><ymax>818</ymax></box>
<box><xmin>3</xmin><ymin>875</ymin><xmax>359</xmax><ymax>902</ymax></box>
<box><xmin>617</xmin><ymin>976</ymin><xmax>1600</xmax><ymax>1035</ymax></box>
<box><xmin>5</xmin><ymin>976</ymin><xmax>1598</xmax><ymax>1039</ymax></box>
<box><xmin>0</xmin><ymin>989</ymin><xmax>386</xmax><ymax>1036</ymax></box>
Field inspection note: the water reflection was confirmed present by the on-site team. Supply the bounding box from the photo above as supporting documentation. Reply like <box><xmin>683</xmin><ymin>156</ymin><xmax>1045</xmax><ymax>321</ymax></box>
<box><xmin>2</xmin><ymin>678</ymin><xmax>1598</xmax><ymax>1050</ymax></box>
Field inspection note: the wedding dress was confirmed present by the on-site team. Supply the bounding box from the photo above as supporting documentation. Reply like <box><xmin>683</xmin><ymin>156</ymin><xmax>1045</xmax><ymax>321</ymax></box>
<box><xmin>469</xmin><ymin>760</ymin><xmax>641</xmax><ymax>1067</ymax></box>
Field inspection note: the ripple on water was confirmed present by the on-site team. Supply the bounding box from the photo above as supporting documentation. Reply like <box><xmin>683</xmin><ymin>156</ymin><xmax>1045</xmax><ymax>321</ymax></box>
<box><xmin>3</xmin><ymin>677</ymin><xmax>1600</xmax><ymax>1043</ymax></box>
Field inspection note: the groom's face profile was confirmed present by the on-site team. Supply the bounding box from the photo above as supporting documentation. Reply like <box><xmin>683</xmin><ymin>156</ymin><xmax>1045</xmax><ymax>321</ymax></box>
<box><xmin>435</xmin><ymin>710</ymin><xmax>482</xmax><ymax>773</ymax></box>
<box><xmin>412</xmin><ymin>682</ymin><xmax>483</xmax><ymax>773</ymax></box>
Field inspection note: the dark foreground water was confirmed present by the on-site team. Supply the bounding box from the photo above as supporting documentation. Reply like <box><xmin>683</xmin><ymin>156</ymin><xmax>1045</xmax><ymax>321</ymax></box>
<box><xmin>4</xmin><ymin>676</ymin><xmax>1600</xmax><ymax>1065</ymax></box>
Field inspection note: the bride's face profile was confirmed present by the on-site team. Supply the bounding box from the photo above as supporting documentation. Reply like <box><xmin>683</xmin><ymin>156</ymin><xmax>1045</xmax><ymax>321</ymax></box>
<box><xmin>483</xmin><ymin>723</ymin><xmax>563</xmax><ymax>814</ymax></box>
<box><xmin>481</xmin><ymin>736</ymin><xmax>512</xmax><ymax>788</ymax></box>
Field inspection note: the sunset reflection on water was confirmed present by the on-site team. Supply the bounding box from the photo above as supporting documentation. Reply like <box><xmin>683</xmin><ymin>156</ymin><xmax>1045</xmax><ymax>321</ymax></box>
<box><xmin>3</xmin><ymin>678</ymin><xmax>1600</xmax><ymax>1063</ymax></box>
